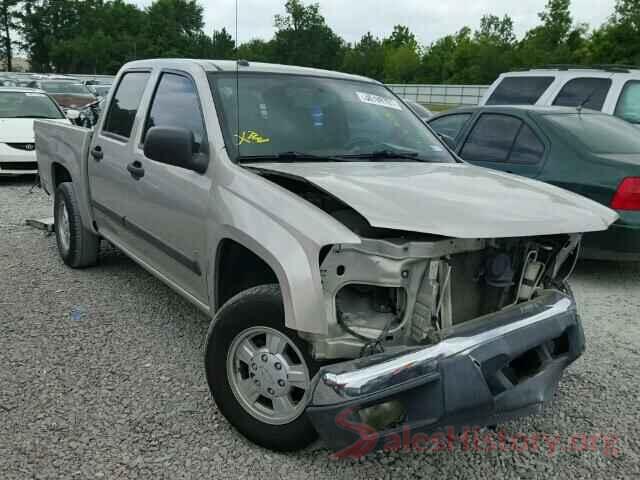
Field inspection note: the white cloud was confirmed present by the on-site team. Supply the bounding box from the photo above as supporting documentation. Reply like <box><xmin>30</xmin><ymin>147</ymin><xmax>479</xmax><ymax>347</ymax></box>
<box><xmin>134</xmin><ymin>0</ymin><xmax>617</xmax><ymax>45</ymax></box>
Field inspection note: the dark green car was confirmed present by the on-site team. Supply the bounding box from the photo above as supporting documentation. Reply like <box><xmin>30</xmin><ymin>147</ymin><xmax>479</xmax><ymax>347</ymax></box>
<box><xmin>428</xmin><ymin>106</ymin><xmax>640</xmax><ymax>260</ymax></box>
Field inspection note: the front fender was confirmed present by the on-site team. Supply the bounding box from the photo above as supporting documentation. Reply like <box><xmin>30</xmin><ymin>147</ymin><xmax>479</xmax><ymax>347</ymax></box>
<box><xmin>208</xmin><ymin>175</ymin><xmax>361</xmax><ymax>335</ymax></box>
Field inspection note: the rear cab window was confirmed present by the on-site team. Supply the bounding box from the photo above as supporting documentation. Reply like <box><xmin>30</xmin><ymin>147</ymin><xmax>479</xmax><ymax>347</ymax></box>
<box><xmin>553</xmin><ymin>78</ymin><xmax>612</xmax><ymax>111</ymax></box>
<box><xmin>486</xmin><ymin>77</ymin><xmax>554</xmax><ymax>105</ymax></box>
<box><xmin>103</xmin><ymin>71</ymin><xmax>151</xmax><ymax>140</ymax></box>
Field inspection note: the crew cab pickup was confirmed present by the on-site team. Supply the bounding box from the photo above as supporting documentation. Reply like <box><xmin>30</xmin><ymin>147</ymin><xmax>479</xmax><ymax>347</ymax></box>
<box><xmin>35</xmin><ymin>59</ymin><xmax>618</xmax><ymax>454</ymax></box>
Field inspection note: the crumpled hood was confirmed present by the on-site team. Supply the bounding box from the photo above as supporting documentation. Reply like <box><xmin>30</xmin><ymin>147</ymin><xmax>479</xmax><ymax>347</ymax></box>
<box><xmin>0</xmin><ymin>118</ymin><xmax>70</xmax><ymax>143</ymax></box>
<box><xmin>249</xmin><ymin>162</ymin><xmax>619</xmax><ymax>239</ymax></box>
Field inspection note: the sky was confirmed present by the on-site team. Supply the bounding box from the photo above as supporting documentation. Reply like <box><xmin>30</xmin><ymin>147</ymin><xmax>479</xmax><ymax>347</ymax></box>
<box><xmin>135</xmin><ymin>0</ymin><xmax>617</xmax><ymax>45</ymax></box>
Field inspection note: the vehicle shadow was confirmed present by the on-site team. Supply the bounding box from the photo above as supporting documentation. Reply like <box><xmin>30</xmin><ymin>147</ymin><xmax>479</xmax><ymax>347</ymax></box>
<box><xmin>574</xmin><ymin>258</ymin><xmax>640</xmax><ymax>278</ymax></box>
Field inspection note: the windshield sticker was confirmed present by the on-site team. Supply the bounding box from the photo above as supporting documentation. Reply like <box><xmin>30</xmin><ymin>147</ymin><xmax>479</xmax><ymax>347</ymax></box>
<box><xmin>356</xmin><ymin>92</ymin><xmax>402</xmax><ymax>111</ymax></box>
<box><xmin>25</xmin><ymin>93</ymin><xmax>46</xmax><ymax>97</ymax></box>
<box><xmin>430</xmin><ymin>145</ymin><xmax>445</xmax><ymax>152</ymax></box>
<box><xmin>259</xmin><ymin>103</ymin><xmax>269</xmax><ymax>120</ymax></box>
<box><xmin>311</xmin><ymin>105</ymin><xmax>324</xmax><ymax>127</ymax></box>
<box><xmin>236</xmin><ymin>130</ymin><xmax>271</xmax><ymax>145</ymax></box>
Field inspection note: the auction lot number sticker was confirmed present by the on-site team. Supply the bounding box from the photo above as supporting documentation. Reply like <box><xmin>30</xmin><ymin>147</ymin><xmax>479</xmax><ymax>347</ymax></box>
<box><xmin>356</xmin><ymin>92</ymin><xmax>402</xmax><ymax>110</ymax></box>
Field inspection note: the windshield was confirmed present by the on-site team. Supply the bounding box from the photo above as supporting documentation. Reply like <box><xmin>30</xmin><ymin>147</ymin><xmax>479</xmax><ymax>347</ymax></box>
<box><xmin>0</xmin><ymin>92</ymin><xmax>64</xmax><ymax>119</ymax></box>
<box><xmin>209</xmin><ymin>73</ymin><xmax>453</xmax><ymax>163</ymax></box>
<box><xmin>41</xmin><ymin>81</ymin><xmax>91</xmax><ymax>95</ymax></box>
<box><xmin>543</xmin><ymin>113</ymin><xmax>640</xmax><ymax>154</ymax></box>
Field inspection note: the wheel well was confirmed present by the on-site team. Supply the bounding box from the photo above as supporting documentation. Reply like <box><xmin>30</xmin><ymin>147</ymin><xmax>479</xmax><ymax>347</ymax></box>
<box><xmin>52</xmin><ymin>163</ymin><xmax>72</xmax><ymax>188</ymax></box>
<box><xmin>215</xmin><ymin>239</ymin><xmax>279</xmax><ymax>310</ymax></box>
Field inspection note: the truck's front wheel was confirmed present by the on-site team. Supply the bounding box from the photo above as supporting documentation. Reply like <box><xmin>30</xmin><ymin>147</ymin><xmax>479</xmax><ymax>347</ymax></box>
<box><xmin>204</xmin><ymin>285</ymin><xmax>319</xmax><ymax>451</ymax></box>
<box><xmin>54</xmin><ymin>182</ymin><xmax>100</xmax><ymax>268</ymax></box>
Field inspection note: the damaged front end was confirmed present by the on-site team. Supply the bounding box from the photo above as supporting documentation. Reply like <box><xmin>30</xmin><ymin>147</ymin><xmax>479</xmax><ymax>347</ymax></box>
<box><xmin>302</xmin><ymin>231</ymin><xmax>584</xmax><ymax>452</ymax></box>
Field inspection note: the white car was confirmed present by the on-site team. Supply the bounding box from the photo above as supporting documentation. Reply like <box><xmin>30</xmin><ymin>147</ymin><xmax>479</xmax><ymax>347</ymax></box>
<box><xmin>480</xmin><ymin>65</ymin><xmax>640</xmax><ymax>125</ymax></box>
<box><xmin>0</xmin><ymin>87</ymin><xmax>70</xmax><ymax>175</ymax></box>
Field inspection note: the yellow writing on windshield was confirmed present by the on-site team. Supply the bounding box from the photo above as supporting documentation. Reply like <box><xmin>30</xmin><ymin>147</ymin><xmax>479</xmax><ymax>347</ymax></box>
<box><xmin>236</xmin><ymin>130</ymin><xmax>271</xmax><ymax>145</ymax></box>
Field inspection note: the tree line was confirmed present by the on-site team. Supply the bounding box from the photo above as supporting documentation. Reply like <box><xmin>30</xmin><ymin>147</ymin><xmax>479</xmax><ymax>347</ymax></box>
<box><xmin>1</xmin><ymin>0</ymin><xmax>640</xmax><ymax>84</ymax></box>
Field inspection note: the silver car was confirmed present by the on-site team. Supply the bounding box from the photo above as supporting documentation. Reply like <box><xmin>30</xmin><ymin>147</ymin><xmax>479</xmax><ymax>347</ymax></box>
<box><xmin>35</xmin><ymin>59</ymin><xmax>617</xmax><ymax>453</ymax></box>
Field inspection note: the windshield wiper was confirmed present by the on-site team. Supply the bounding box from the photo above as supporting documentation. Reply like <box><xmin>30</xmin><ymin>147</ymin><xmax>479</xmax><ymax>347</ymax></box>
<box><xmin>238</xmin><ymin>151</ymin><xmax>348</xmax><ymax>163</ymax></box>
<box><xmin>337</xmin><ymin>149</ymin><xmax>422</xmax><ymax>161</ymax></box>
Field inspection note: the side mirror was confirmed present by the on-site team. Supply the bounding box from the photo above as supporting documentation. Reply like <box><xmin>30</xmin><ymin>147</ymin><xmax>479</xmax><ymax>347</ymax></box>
<box><xmin>66</xmin><ymin>109</ymin><xmax>80</xmax><ymax>120</ymax></box>
<box><xmin>144</xmin><ymin>126</ymin><xmax>207</xmax><ymax>174</ymax></box>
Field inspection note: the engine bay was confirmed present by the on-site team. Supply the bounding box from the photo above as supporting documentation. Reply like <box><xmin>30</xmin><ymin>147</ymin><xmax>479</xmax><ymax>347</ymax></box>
<box><xmin>309</xmin><ymin>234</ymin><xmax>580</xmax><ymax>360</ymax></box>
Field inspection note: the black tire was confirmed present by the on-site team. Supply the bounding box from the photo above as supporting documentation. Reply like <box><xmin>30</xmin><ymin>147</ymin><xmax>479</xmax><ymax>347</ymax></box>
<box><xmin>54</xmin><ymin>182</ymin><xmax>100</xmax><ymax>268</ymax></box>
<box><xmin>204</xmin><ymin>284</ymin><xmax>319</xmax><ymax>452</ymax></box>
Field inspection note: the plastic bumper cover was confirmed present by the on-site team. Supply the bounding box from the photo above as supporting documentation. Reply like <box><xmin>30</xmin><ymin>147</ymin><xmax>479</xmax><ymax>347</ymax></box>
<box><xmin>0</xmin><ymin>145</ymin><xmax>38</xmax><ymax>175</ymax></box>
<box><xmin>306</xmin><ymin>290</ymin><xmax>584</xmax><ymax>452</ymax></box>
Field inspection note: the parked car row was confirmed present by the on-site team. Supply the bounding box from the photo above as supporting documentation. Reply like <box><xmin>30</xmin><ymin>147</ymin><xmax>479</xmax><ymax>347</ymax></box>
<box><xmin>0</xmin><ymin>87</ymin><xmax>73</xmax><ymax>175</ymax></box>
<box><xmin>0</xmin><ymin>72</ymin><xmax>112</xmax><ymax>123</ymax></box>
<box><xmin>0</xmin><ymin>73</ymin><xmax>113</xmax><ymax>175</ymax></box>
<box><xmin>480</xmin><ymin>65</ymin><xmax>640</xmax><ymax>125</ymax></box>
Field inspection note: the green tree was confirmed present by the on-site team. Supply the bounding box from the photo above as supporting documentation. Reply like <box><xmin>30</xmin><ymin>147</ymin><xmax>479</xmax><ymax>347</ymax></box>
<box><xmin>384</xmin><ymin>44</ymin><xmax>420</xmax><ymax>83</ymax></box>
<box><xmin>381</xmin><ymin>25</ymin><xmax>421</xmax><ymax>83</ymax></box>
<box><xmin>516</xmin><ymin>0</ymin><xmax>587</xmax><ymax>66</ymax></box>
<box><xmin>341</xmin><ymin>32</ymin><xmax>385</xmax><ymax>80</ymax></box>
<box><xmin>237</xmin><ymin>39</ymin><xmax>276</xmax><ymax>63</ymax></box>
<box><xmin>143</xmin><ymin>0</ymin><xmax>205</xmax><ymax>57</ymax></box>
<box><xmin>272</xmin><ymin>0</ymin><xmax>344</xmax><ymax>69</ymax></box>
<box><xmin>383</xmin><ymin>25</ymin><xmax>418</xmax><ymax>51</ymax></box>
<box><xmin>0</xmin><ymin>0</ymin><xmax>20</xmax><ymax>70</ymax></box>
<box><xmin>588</xmin><ymin>0</ymin><xmax>640</xmax><ymax>65</ymax></box>
<box><xmin>212</xmin><ymin>27</ymin><xmax>235</xmax><ymax>59</ymax></box>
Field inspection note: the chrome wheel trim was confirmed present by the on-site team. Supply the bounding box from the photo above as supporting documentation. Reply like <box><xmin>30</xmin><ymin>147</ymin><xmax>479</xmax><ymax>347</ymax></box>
<box><xmin>57</xmin><ymin>197</ymin><xmax>71</xmax><ymax>254</ymax></box>
<box><xmin>226</xmin><ymin>326</ymin><xmax>311</xmax><ymax>425</ymax></box>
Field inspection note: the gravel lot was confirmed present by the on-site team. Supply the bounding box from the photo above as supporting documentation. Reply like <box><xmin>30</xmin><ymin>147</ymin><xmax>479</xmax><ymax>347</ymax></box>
<box><xmin>1</xmin><ymin>176</ymin><xmax>639</xmax><ymax>479</ymax></box>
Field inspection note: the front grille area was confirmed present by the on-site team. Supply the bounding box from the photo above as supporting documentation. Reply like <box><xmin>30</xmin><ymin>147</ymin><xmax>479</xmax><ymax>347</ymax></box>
<box><xmin>5</xmin><ymin>142</ymin><xmax>36</xmax><ymax>151</ymax></box>
<box><xmin>0</xmin><ymin>162</ymin><xmax>38</xmax><ymax>171</ymax></box>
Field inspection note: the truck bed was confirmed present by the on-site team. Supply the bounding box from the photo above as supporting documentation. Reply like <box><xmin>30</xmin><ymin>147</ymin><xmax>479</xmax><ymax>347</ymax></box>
<box><xmin>34</xmin><ymin>120</ymin><xmax>96</xmax><ymax>232</ymax></box>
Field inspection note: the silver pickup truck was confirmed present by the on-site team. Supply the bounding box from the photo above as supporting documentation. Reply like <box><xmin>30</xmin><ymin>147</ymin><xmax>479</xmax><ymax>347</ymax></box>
<box><xmin>35</xmin><ymin>59</ymin><xmax>617</xmax><ymax>454</ymax></box>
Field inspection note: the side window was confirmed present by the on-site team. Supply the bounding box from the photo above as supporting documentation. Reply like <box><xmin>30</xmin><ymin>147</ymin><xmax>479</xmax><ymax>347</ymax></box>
<box><xmin>103</xmin><ymin>72</ymin><xmax>150</xmax><ymax>139</ymax></box>
<box><xmin>615</xmin><ymin>80</ymin><xmax>640</xmax><ymax>124</ymax></box>
<box><xmin>429</xmin><ymin>114</ymin><xmax>472</xmax><ymax>141</ymax></box>
<box><xmin>553</xmin><ymin>78</ymin><xmax>612</xmax><ymax>111</ymax></box>
<box><xmin>510</xmin><ymin>124</ymin><xmax>545</xmax><ymax>164</ymax></box>
<box><xmin>486</xmin><ymin>77</ymin><xmax>554</xmax><ymax>105</ymax></box>
<box><xmin>143</xmin><ymin>73</ymin><xmax>206</xmax><ymax>152</ymax></box>
<box><xmin>460</xmin><ymin>114</ymin><xmax>522</xmax><ymax>163</ymax></box>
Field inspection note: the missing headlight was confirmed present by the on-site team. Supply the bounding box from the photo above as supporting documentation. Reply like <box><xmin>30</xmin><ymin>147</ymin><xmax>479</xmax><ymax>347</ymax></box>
<box><xmin>336</xmin><ymin>284</ymin><xmax>406</xmax><ymax>352</ymax></box>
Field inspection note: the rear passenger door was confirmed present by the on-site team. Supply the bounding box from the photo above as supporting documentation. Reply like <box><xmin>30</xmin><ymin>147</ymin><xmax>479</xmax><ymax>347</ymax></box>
<box><xmin>89</xmin><ymin>69</ymin><xmax>151</xmax><ymax>250</ymax></box>
<box><xmin>458</xmin><ymin>113</ymin><xmax>546</xmax><ymax>178</ymax></box>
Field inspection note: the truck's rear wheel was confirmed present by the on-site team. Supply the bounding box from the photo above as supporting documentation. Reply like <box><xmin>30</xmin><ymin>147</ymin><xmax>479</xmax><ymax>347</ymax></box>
<box><xmin>204</xmin><ymin>285</ymin><xmax>319</xmax><ymax>451</ymax></box>
<box><xmin>54</xmin><ymin>182</ymin><xmax>100</xmax><ymax>268</ymax></box>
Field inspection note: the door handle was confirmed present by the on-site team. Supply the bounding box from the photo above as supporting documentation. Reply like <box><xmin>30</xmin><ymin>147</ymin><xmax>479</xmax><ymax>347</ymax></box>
<box><xmin>90</xmin><ymin>145</ymin><xmax>103</xmax><ymax>161</ymax></box>
<box><xmin>126</xmin><ymin>161</ymin><xmax>145</xmax><ymax>180</ymax></box>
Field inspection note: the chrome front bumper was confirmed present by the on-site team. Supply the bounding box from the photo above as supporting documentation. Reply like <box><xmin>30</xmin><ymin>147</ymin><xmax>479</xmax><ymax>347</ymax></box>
<box><xmin>307</xmin><ymin>290</ymin><xmax>584</xmax><ymax>452</ymax></box>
